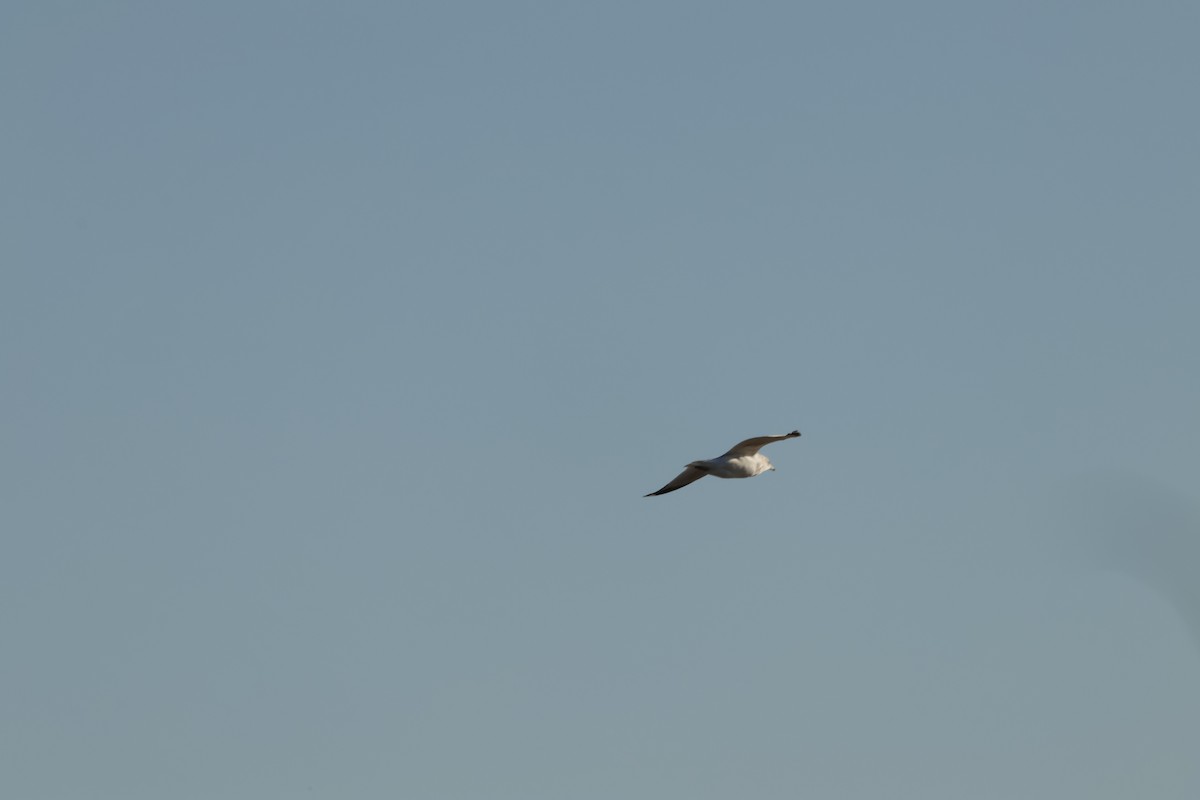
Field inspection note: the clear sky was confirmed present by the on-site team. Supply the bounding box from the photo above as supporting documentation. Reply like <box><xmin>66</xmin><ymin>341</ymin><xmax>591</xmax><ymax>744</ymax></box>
<box><xmin>4</xmin><ymin>2</ymin><xmax>1199</xmax><ymax>798</ymax></box>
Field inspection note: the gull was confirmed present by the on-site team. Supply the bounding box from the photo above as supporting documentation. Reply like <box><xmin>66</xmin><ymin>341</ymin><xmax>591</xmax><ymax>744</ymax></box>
<box><xmin>644</xmin><ymin>430</ymin><xmax>802</xmax><ymax>497</ymax></box>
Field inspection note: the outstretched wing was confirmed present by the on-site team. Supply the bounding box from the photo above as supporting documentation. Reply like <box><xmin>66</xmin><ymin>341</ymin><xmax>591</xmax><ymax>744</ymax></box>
<box><xmin>721</xmin><ymin>430</ymin><xmax>801</xmax><ymax>458</ymax></box>
<box><xmin>644</xmin><ymin>466</ymin><xmax>707</xmax><ymax>497</ymax></box>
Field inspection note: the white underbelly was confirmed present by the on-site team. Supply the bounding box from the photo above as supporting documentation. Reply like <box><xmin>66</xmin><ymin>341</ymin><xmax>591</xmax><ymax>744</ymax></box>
<box><xmin>708</xmin><ymin>454</ymin><xmax>768</xmax><ymax>479</ymax></box>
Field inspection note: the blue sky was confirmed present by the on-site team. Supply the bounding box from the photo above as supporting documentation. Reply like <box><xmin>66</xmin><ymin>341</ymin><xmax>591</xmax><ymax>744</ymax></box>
<box><xmin>4</xmin><ymin>2</ymin><xmax>1199</xmax><ymax>798</ymax></box>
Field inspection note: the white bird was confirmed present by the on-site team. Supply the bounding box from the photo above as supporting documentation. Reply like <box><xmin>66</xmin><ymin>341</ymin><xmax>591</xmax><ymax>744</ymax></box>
<box><xmin>644</xmin><ymin>430</ymin><xmax>802</xmax><ymax>497</ymax></box>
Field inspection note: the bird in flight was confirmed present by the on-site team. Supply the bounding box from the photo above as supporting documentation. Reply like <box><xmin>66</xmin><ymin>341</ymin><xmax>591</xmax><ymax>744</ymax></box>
<box><xmin>644</xmin><ymin>430</ymin><xmax>802</xmax><ymax>497</ymax></box>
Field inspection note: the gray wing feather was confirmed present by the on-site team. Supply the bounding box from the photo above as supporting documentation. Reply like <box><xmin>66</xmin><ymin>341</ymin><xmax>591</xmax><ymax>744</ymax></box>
<box><xmin>721</xmin><ymin>430</ymin><xmax>801</xmax><ymax>457</ymax></box>
<box><xmin>644</xmin><ymin>466</ymin><xmax>707</xmax><ymax>497</ymax></box>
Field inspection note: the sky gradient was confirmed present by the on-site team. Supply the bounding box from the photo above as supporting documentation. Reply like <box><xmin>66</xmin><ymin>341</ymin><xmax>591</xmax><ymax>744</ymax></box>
<box><xmin>4</xmin><ymin>2</ymin><xmax>1199</xmax><ymax>798</ymax></box>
